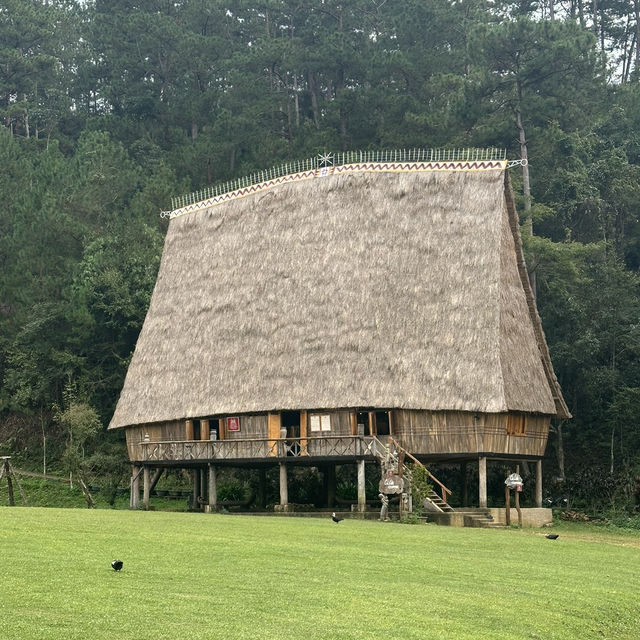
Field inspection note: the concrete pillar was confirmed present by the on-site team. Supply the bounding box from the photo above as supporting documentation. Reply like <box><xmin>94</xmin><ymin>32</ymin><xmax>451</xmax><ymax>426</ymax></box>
<box><xmin>208</xmin><ymin>464</ymin><xmax>217</xmax><ymax>511</ymax></box>
<box><xmin>143</xmin><ymin>466</ymin><xmax>150</xmax><ymax>510</ymax></box>
<box><xmin>131</xmin><ymin>465</ymin><xmax>140</xmax><ymax>509</ymax></box>
<box><xmin>536</xmin><ymin>459</ymin><xmax>543</xmax><ymax>508</ymax></box>
<box><xmin>357</xmin><ymin>460</ymin><xmax>366</xmax><ymax>513</ymax></box>
<box><xmin>478</xmin><ymin>456</ymin><xmax>487</xmax><ymax>508</ymax></box>
<box><xmin>279</xmin><ymin>463</ymin><xmax>288</xmax><ymax>507</ymax></box>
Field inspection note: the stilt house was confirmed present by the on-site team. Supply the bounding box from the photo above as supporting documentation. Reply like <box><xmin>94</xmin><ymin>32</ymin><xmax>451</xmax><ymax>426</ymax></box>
<box><xmin>109</xmin><ymin>150</ymin><xmax>570</xmax><ymax>512</ymax></box>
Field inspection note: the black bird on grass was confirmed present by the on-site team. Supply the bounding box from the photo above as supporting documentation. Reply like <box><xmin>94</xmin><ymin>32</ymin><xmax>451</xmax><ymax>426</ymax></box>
<box><xmin>111</xmin><ymin>560</ymin><xmax>123</xmax><ymax>571</ymax></box>
<box><xmin>331</xmin><ymin>512</ymin><xmax>344</xmax><ymax>523</ymax></box>
<box><xmin>545</xmin><ymin>534</ymin><xmax>559</xmax><ymax>540</ymax></box>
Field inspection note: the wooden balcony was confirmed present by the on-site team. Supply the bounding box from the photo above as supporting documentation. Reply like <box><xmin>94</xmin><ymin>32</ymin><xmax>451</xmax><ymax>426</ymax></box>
<box><xmin>138</xmin><ymin>435</ymin><xmax>381</xmax><ymax>464</ymax></box>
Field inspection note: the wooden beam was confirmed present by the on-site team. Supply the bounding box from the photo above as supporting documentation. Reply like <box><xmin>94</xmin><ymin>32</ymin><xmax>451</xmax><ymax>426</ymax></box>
<box><xmin>186</xmin><ymin>419</ymin><xmax>194</xmax><ymax>441</ymax></box>
<box><xmin>201</xmin><ymin>419</ymin><xmax>210</xmax><ymax>440</ymax></box>
<box><xmin>218</xmin><ymin>418</ymin><xmax>225</xmax><ymax>440</ymax></box>
<box><xmin>368</xmin><ymin>412</ymin><xmax>375</xmax><ymax>436</ymax></box>
<box><xmin>350</xmin><ymin>411</ymin><xmax>357</xmax><ymax>436</ymax></box>
<box><xmin>388</xmin><ymin>410</ymin><xmax>394</xmax><ymax>435</ymax></box>
<box><xmin>149</xmin><ymin>468</ymin><xmax>163</xmax><ymax>494</ymax></box>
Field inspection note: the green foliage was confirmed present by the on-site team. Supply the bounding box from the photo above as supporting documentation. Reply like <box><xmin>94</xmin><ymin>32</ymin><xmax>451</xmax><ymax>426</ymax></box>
<box><xmin>408</xmin><ymin>464</ymin><xmax>433</xmax><ymax>516</ymax></box>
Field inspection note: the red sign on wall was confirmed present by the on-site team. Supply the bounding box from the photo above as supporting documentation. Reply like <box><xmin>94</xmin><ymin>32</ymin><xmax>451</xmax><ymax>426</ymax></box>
<box><xmin>227</xmin><ymin>416</ymin><xmax>240</xmax><ymax>432</ymax></box>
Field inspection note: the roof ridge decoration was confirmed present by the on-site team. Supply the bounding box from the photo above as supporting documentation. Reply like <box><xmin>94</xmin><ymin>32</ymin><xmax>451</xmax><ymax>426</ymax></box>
<box><xmin>164</xmin><ymin>148</ymin><xmax>518</xmax><ymax>220</ymax></box>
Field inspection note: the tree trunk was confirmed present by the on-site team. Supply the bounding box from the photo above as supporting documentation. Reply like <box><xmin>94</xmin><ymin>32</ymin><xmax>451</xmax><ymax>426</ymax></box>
<box><xmin>515</xmin><ymin>91</ymin><xmax>536</xmax><ymax>297</ymax></box>
<box><xmin>635</xmin><ymin>0</ymin><xmax>640</xmax><ymax>75</ymax></box>
<box><xmin>555</xmin><ymin>420</ymin><xmax>566</xmax><ymax>482</ymax></box>
<box><xmin>308</xmin><ymin>71</ymin><xmax>320</xmax><ymax>128</ymax></box>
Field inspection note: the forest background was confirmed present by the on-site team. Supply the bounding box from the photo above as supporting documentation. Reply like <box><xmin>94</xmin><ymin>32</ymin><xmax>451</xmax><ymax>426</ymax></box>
<box><xmin>1</xmin><ymin>0</ymin><xmax>639</xmax><ymax>512</ymax></box>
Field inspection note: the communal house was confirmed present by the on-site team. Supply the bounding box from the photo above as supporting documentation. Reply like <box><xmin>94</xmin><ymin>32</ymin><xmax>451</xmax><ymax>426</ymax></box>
<box><xmin>109</xmin><ymin>149</ymin><xmax>570</xmax><ymax>514</ymax></box>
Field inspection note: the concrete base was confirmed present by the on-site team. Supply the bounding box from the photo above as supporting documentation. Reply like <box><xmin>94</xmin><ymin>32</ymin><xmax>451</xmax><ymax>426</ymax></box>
<box><xmin>428</xmin><ymin>507</ymin><xmax>552</xmax><ymax>528</ymax></box>
<box><xmin>487</xmin><ymin>507</ymin><xmax>552</xmax><ymax>527</ymax></box>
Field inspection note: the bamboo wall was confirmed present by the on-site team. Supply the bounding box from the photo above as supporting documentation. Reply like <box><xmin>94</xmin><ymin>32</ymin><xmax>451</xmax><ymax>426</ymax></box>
<box><xmin>125</xmin><ymin>409</ymin><xmax>550</xmax><ymax>462</ymax></box>
<box><xmin>391</xmin><ymin>410</ymin><xmax>550</xmax><ymax>457</ymax></box>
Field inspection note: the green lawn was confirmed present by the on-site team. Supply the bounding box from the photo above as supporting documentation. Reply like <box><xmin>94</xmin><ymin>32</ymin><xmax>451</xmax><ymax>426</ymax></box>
<box><xmin>0</xmin><ymin>508</ymin><xmax>637</xmax><ymax>640</ymax></box>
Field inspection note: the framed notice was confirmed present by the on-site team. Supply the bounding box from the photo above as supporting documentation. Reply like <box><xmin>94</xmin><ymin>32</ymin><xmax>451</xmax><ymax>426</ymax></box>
<box><xmin>310</xmin><ymin>415</ymin><xmax>321</xmax><ymax>432</ymax></box>
<box><xmin>227</xmin><ymin>416</ymin><xmax>240</xmax><ymax>432</ymax></box>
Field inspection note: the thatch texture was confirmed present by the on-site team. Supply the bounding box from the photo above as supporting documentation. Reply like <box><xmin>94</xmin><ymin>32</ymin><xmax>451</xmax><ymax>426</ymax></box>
<box><xmin>110</xmin><ymin>167</ymin><xmax>564</xmax><ymax>429</ymax></box>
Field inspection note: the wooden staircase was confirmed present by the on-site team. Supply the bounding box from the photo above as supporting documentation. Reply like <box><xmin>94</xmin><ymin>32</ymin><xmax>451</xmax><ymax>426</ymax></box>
<box><xmin>372</xmin><ymin>437</ymin><xmax>454</xmax><ymax>515</ymax></box>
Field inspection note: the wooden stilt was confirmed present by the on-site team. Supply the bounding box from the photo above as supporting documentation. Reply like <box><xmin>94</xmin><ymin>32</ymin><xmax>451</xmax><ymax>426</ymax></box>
<box><xmin>327</xmin><ymin>464</ymin><xmax>336</xmax><ymax>508</ymax></box>
<box><xmin>279</xmin><ymin>463</ymin><xmax>288</xmax><ymax>507</ymax></box>
<box><xmin>149</xmin><ymin>468</ymin><xmax>163</xmax><ymax>494</ymax></box>
<box><xmin>515</xmin><ymin>464</ymin><xmax>522</xmax><ymax>526</ymax></box>
<box><xmin>257</xmin><ymin>468</ymin><xmax>267</xmax><ymax>508</ymax></box>
<box><xmin>131</xmin><ymin>465</ymin><xmax>141</xmax><ymax>509</ymax></box>
<box><xmin>357</xmin><ymin>460</ymin><xmax>366</xmax><ymax>513</ymax></box>
<box><xmin>200</xmin><ymin>467</ymin><xmax>207</xmax><ymax>506</ymax></box>
<box><xmin>193</xmin><ymin>469</ymin><xmax>200</xmax><ymax>509</ymax></box>
<box><xmin>143</xmin><ymin>466</ymin><xmax>151</xmax><ymax>510</ymax></box>
<box><xmin>478</xmin><ymin>456</ymin><xmax>487</xmax><ymax>508</ymax></box>
<box><xmin>536</xmin><ymin>460</ymin><xmax>543</xmax><ymax>508</ymax></box>
<box><xmin>208</xmin><ymin>464</ymin><xmax>217</xmax><ymax>511</ymax></box>
<box><xmin>461</xmin><ymin>462</ymin><xmax>468</xmax><ymax>507</ymax></box>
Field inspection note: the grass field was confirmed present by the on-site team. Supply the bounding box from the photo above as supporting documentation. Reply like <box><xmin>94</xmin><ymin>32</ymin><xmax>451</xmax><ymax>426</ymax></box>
<box><xmin>0</xmin><ymin>508</ymin><xmax>638</xmax><ymax>640</ymax></box>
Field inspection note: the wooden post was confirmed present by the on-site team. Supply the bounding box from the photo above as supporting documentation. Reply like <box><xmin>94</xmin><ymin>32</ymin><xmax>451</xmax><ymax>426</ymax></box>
<box><xmin>536</xmin><ymin>459</ymin><xmax>543</xmax><ymax>508</ymax></box>
<box><xmin>218</xmin><ymin>418</ymin><xmax>226</xmax><ymax>440</ymax></box>
<box><xmin>357</xmin><ymin>460</ymin><xmax>366</xmax><ymax>513</ymax></box>
<box><xmin>193</xmin><ymin>469</ymin><xmax>200</xmax><ymax>509</ymax></box>
<box><xmin>4</xmin><ymin>458</ymin><xmax>15</xmax><ymax>506</ymax></box>
<box><xmin>478</xmin><ymin>456</ymin><xmax>487</xmax><ymax>508</ymax></box>
<box><xmin>200</xmin><ymin>467</ymin><xmax>207</xmax><ymax>504</ymax></box>
<box><xmin>505</xmin><ymin>484</ymin><xmax>511</xmax><ymax>526</ymax></box>
<box><xmin>257</xmin><ymin>468</ymin><xmax>267</xmax><ymax>508</ymax></box>
<box><xmin>268</xmin><ymin>413</ymin><xmax>281</xmax><ymax>456</ymax></box>
<box><xmin>201</xmin><ymin>419</ymin><xmax>210</xmax><ymax>440</ymax></box>
<box><xmin>300</xmin><ymin>410</ymin><xmax>308</xmax><ymax>455</ymax></box>
<box><xmin>460</xmin><ymin>462</ymin><xmax>468</xmax><ymax>507</ymax></box>
<box><xmin>186</xmin><ymin>419</ymin><xmax>194</xmax><ymax>440</ymax></box>
<box><xmin>131</xmin><ymin>465</ymin><xmax>140</xmax><ymax>509</ymax></box>
<box><xmin>208</xmin><ymin>464</ymin><xmax>217</xmax><ymax>511</ymax></box>
<box><xmin>279</xmin><ymin>463</ymin><xmax>288</xmax><ymax>508</ymax></box>
<box><xmin>327</xmin><ymin>464</ymin><xmax>336</xmax><ymax>508</ymax></box>
<box><xmin>515</xmin><ymin>464</ymin><xmax>522</xmax><ymax>527</ymax></box>
<box><xmin>368</xmin><ymin>412</ymin><xmax>375</xmax><ymax>436</ymax></box>
<box><xmin>143</xmin><ymin>466</ymin><xmax>150</xmax><ymax>510</ymax></box>
<box><xmin>350</xmin><ymin>411</ymin><xmax>357</xmax><ymax>436</ymax></box>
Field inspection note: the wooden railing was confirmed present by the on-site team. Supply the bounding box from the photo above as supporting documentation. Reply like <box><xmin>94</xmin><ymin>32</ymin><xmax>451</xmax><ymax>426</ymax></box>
<box><xmin>384</xmin><ymin>436</ymin><xmax>453</xmax><ymax>504</ymax></box>
<box><xmin>140</xmin><ymin>435</ymin><xmax>378</xmax><ymax>463</ymax></box>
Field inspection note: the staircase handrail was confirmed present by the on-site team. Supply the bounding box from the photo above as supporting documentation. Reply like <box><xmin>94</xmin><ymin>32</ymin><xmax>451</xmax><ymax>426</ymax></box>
<box><xmin>387</xmin><ymin>437</ymin><xmax>452</xmax><ymax>504</ymax></box>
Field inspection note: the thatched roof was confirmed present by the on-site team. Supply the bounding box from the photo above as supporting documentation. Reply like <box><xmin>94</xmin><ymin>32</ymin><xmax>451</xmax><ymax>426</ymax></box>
<box><xmin>109</xmin><ymin>162</ymin><xmax>569</xmax><ymax>429</ymax></box>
